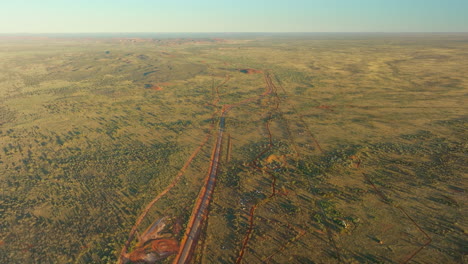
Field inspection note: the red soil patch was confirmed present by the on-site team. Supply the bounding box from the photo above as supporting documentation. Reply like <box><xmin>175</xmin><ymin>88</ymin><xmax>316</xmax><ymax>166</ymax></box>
<box><xmin>316</xmin><ymin>105</ymin><xmax>335</xmax><ymax>111</ymax></box>
<box><xmin>239</xmin><ymin>68</ymin><xmax>263</xmax><ymax>74</ymax></box>
<box><xmin>151</xmin><ymin>239</ymin><xmax>179</xmax><ymax>255</ymax></box>
<box><xmin>127</xmin><ymin>239</ymin><xmax>179</xmax><ymax>263</ymax></box>
<box><xmin>128</xmin><ymin>248</ymin><xmax>147</xmax><ymax>262</ymax></box>
<box><xmin>145</xmin><ymin>84</ymin><xmax>163</xmax><ymax>91</ymax></box>
<box><xmin>148</xmin><ymin>82</ymin><xmax>177</xmax><ymax>91</ymax></box>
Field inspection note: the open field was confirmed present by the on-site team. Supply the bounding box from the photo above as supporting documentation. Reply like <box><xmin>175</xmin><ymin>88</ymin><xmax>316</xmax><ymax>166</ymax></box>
<box><xmin>0</xmin><ymin>33</ymin><xmax>467</xmax><ymax>263</ymax></box>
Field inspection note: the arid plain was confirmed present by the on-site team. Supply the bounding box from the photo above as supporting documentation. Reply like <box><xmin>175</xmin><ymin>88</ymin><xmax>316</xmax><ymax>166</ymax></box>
<box><xmin>0</xmin><ymin>34</ymin><xmax>466</xmax><ymax>263</ymax></box>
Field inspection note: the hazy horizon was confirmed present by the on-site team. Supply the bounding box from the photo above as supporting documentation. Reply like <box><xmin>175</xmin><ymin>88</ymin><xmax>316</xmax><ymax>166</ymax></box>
<box><xmin>1</xmin><ymin>0</ymin><xmax>467</xmax><ymax>33</ymax></box>
<box><xmin>1</xmin><ymin>32</ymin><xmax>467</xmax><ymax>39</ymax></box>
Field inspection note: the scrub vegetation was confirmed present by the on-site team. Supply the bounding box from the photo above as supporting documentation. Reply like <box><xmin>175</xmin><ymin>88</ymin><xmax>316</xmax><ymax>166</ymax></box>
<box><xmin>0</xmin><ymin>34</ymin><xmax>466</xmax><ymax>263</ymax></box>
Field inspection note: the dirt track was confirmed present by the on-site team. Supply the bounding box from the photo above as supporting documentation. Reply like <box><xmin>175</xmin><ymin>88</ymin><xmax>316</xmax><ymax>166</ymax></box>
<box><xmin>119</xmin><ymin>73</ymin><xmax>276</xmax><ymax>264</ymax></box>
<box><xmin>173</xmin><ymin>73</ymin><xmax>275</xmax><ymax>263</ymax></box>
<box><xmin>172</xmin><ymin>113</ymin><xmax>225</xmax><ymax>264</ymax></box>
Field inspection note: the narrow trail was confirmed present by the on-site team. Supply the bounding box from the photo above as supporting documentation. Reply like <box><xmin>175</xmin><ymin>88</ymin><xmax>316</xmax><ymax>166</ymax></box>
<box><xmin>118</xmin><ymin>113</ymin><xmax>217</xmax><ymax>263</ymax></box>
<box><xmin>119</xmin><ymin>72</ymin><xmax>275</xmax><ymax>263</ymax></box>
<box><xmin>272</xmin><ymin>74</ymin><xmax>323</xmax><ymax>154</ymax></box>
<box><xmin>362</xmin><ymin>171</ymin><xmax>432</xmax><ymax>264</ymax></box>
<box><xmin>236</xmin><ymin>73</ymin><xmax>280</xmax><ymax>264</ymax></box>
<box><xmin>173</xmin><ymin>72</ymin><xmax>276</xmax><ymax>264</ymax></box>
<box><xmin>262</xmin><ymin>223</ymin><xmax>306</xmax><ymax>263</ymax></box>
<box><xmin>118</xmin><ymin>76</ymin><xmax>230</xmax><ymax>264</ymax></box>
<box><xmin>172</xmin><ymin>110</ymin><xmax>225</xmax><ymax>264</ymax></box>
<box><xmin>236</xmin><ymin>72</ymin><xmax>321</xmax><ymax>263</ymax></box>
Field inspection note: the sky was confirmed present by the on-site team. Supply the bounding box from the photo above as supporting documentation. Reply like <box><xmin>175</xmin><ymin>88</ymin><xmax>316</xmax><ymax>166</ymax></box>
<box><xmin>0</xmin><ymin>0</ymin><xmax>467</xmax><ymax>33</ymax></box>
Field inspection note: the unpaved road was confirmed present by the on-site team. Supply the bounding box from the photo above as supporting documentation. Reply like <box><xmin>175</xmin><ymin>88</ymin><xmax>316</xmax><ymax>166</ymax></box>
<box><xmin>173</xmin><ymin>73</ymin><xmax>275</xmax><ymax>264</ymax></box>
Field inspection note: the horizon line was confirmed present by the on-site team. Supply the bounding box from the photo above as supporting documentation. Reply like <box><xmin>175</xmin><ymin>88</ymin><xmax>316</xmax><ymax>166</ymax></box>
<box><xmin>1</xmin><ymin>31</ymin><xmax>468</xmax><ymax>35</ymax></box>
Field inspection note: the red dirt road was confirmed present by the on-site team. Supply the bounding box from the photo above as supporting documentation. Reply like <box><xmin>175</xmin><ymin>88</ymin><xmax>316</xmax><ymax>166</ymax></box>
<box><xmin>173</xmin><ymin>73</ymin><xmax>275</xmax><ymax>264</ymax></box>
<box><xmin>172</xmin><ymin>111</ymin><xmax>225</xmax><ymax>264</ymax></box>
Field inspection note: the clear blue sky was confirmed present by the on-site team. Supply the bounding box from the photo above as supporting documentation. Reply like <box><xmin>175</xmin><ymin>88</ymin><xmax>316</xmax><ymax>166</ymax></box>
<box><xmin>0</xmin><ymin>0</ymin><xmax>467</xmax><ymax>33</ymax></box>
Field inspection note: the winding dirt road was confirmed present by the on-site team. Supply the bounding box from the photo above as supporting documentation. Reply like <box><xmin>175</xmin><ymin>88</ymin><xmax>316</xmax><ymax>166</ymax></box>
<box><xmin>173</xmin><ymin>73</ymin><xmax>275</xmax><ymax>263</ymax></box>
<box><xmin>172</xmin><ymin>114</ymin><xmax>225</xmax><ymax>264</ymax></box>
